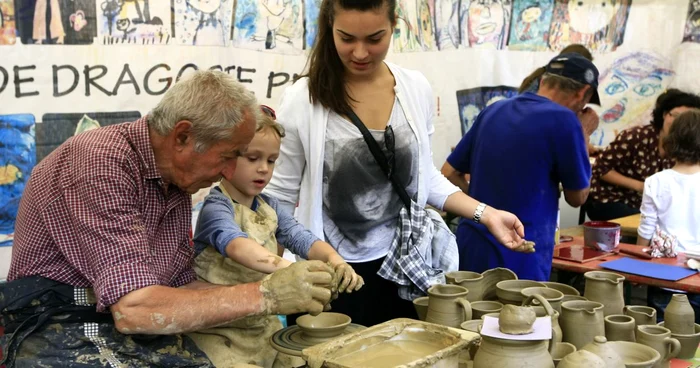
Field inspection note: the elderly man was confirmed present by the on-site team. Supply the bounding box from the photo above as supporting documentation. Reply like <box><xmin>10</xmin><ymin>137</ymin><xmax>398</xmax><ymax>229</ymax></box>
<box><xmin>0</xmin><ymin>71</ymin><xmax>334</xmax><ymax>367</ymax></box>
<box><xmin>441</xmin><ymin>53</ymin><xmax>601</xmax><ymax>281</ymax></box>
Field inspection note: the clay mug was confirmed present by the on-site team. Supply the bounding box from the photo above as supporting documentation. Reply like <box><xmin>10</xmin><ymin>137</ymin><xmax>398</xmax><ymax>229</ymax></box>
<box><xmin>426</xmin><ymin>284</ymin><xmax>472</xmax><ymax>328</ymax></box>
<box><xmin>521</xmin><ymin>287</ymin><xmax>565</xmax><ymax>313</ymax></box>
<box><xmin>624</xmin><ymin>305</ymin><xmax>657</xmax><ymax>327</ymax></box>
<box><xmin>412</xmin><ymin>296</ymin><xmax>429</xmax><ymax>321</ymax></box>
<box><xmin>471</xmin><ymin>301</ymin><xmax>503</xmax><ymax>320</ymax></box>
<box><xmin>604</xmin><ymin>314</ymin><xmax>636</xmax><ymax>342</ymax></box>
<box><xmin>636</xmin><ymin>325</ymin><xmax>680</xmax><ymax>368</ymax></box>
<box><xmin>664</xmin><ymin>294</ymin><xmax>695</xmax><ymax>335</ymax></box>
<box><xmin>583</xmin><ymin>271</ymin><xmax>625</xmax><ymax>316</ymax></box>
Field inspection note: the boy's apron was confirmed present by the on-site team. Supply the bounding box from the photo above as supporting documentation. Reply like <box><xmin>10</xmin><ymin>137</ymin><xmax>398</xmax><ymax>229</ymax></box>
<box><xmin>188</xmin><ymin>191</ymin><xmax>283</xmax><ymax>368</ymax></box>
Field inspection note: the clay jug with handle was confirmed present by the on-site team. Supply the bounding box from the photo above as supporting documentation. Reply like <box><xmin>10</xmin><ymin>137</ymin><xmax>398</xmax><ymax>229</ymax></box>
<box><xmin>636</xmin><ymin>325</ymin><xmax>681</xmax><ymax>368</ymax></box>
<box><xmin>664</xmin><ymin>294</ymin><xmax>695</xmax><ymax>335</ymax></box>
<box><xmin>426</xmin><ymin>284</ymin><xmax>472</xmax><ymax>328</ymax></box>
<box><xmin>523</xmin><ymin>293</ymin><xmax>562</xmax><ymax>347</ymax></box>
<box><xmin>583</xmin><ymin>271</ymin><xmax>625</xmax><ymax>316</ymax></box>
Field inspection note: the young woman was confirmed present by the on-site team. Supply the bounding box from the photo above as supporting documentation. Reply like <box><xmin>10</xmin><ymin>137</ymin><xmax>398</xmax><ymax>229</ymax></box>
<box><xmin>265</xmin><ymin>0</ymin><xmax>528</xmax><ymax>326</ymax></box>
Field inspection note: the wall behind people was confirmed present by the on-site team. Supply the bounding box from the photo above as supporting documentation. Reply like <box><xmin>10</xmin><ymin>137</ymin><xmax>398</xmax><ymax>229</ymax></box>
<box><xmin>2</xmin><ymin>0</ymin><xmax>700</xmax><ymax>279</ymax></box>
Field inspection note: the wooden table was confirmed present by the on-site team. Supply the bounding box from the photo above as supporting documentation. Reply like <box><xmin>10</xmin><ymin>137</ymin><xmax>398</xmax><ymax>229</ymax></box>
<box><xmin>610</xmin><ymin>213</ymin><xmax>642</xmax><ymax>238</ymax></box>
<box><xmin>551</xmin><ymin>237</ymin><xmax>700</xmax><ymax>293</ymax></box>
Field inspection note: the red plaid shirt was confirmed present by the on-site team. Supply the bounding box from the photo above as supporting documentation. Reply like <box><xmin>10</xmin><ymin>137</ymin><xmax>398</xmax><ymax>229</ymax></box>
<box><xmin>9</xmin><ymin>118</ymin><xmax>196</xmax><ymax>312</ymax></box>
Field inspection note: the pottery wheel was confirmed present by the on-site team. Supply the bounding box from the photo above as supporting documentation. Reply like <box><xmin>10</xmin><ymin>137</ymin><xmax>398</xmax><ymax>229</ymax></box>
<box><xmin>270</xmin><ymin>324</ymin><xmax>366</xmax><ymax>357</ymax></box>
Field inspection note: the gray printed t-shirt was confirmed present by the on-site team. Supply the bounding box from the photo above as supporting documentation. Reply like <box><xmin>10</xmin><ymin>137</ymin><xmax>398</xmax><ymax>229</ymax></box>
<box><xmin>322</xmin><ymin>98</ymin><xmax>419</xmax><ymax>262</ymax></box>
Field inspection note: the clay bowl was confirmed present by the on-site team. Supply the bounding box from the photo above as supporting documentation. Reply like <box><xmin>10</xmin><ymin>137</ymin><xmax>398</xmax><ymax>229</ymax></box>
<box><xmin>296</xmin><ymin>312</ymin><xmax>351</xmax><ymax>339</ymax></box>
<box><xmin>552</xmin><ymin>342</ymin><xmax>577</xmax><ymax>367</ymax></box>
<box><xmin>607</xmin><ymin>341</ymin><xmax>661</xmax><ymax>368</ymax></box>
<box><xmin>658</xmin><ymin>321</ymin><xmax>700</xmax><ymax>359</ymax></box>
<box><xmin>413</xmin><ymin>296</ymin><xmax>429</xmax><ymax>321</ymax></box>
<box><xmin>471</xmin><ymin>301</ymin><xmax>504</xmax><ymax>320</ymax></box>
<box><xmin>542</xmin><ymin>282</ymin><xmax>581</xmax><ymax>296</ymax></box>
<box><xmin>496</xmin><ymin>280</ymin><xmax>547</xmax><ymax>305</ymax></box>
<box><xmin>521</xmin><ymin>287</ymin><xmax>564</xmax><ymax>313</ymax></box>
<box><xmin>583</xmin><ymin>221</ymin><xmax>621</xmax><ymax>253</ymax></box>
<box><xmin>460</xmin><ymin>319</ymin><xmax>482</xmax><ymax>333</ymax></box>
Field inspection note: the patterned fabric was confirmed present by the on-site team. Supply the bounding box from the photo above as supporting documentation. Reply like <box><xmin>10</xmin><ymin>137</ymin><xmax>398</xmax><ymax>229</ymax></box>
<box><xmin>0</xmin><ymin>276</ymin><xmax>212</xmax><ymax>368</ymax></box>
<box><xmin>590</xmin><ymin>125</ymin><xmax>673</xmax><ymax>208</ymax></box>
<box><xmin>378</xmin><ymin>200</ymin><xmax>458</xmax><ymax>301</ymax></box>
<box><xmin>9</xmin><ymin>118</ymin><xmax>196</xmax><ymax>312</ymax></box>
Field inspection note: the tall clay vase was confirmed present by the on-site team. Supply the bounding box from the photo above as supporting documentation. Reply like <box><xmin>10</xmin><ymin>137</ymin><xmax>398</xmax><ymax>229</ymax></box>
<box><xmin>560</xmin><ymin>300</ymin><xmax>605</xmax><ymax>349</ymax></box>
<box><xmin>583</xmin><ymin>271</ymin><xmax>625</xmax><ymax>316</ymax></box>
<box><xmin>664</xmin><ymin>294</ymin><xmax>695</xmax><ymax>335</ymax></box>
<box><xmin>636</xmin><ymin>325</ymin><xmax>681</xmax><ymax>368</ymax></box>
<box><xmin>425</xmin><ymin>284</ymin><xmax>472</xmax><ymax>328</ymax></box>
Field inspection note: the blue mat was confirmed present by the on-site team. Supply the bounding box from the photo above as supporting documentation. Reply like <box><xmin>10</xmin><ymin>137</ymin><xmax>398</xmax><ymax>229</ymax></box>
<box><xmin>600</xmin><ymin>257</ymin><xmax>698</xmax><ymax>281</ymax></box>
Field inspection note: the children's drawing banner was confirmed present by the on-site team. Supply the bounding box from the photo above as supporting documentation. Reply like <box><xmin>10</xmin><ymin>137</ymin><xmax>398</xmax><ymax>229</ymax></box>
<box><xmin>2</xmin><ymin>0</ymin><xmax>700</xmax><ymax>277</ymax></box>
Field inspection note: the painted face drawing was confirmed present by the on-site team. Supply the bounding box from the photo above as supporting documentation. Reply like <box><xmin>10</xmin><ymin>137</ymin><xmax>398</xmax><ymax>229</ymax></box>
<box><xmin>467</xmin><ymin>0</ymin><xmax>507</xmax><ymax>48</ymax></box>
<box><xmin>567</xmin><ymin>0</ymin><xmax>617</xmax><ymax>34</ymax></box>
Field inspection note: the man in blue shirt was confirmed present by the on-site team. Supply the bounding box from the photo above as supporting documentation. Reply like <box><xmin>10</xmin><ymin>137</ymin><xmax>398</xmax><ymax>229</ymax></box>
<box><xmin>441</xmin><ymin>53</ymin><xmax>601</xmax><ymax>281</ymax></box>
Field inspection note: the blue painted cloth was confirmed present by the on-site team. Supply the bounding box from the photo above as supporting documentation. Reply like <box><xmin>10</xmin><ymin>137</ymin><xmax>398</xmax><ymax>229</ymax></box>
<box><xmin>193</xmin><ymin>187</ymin><xmax>318</xmax><ymax>258</ymax></box>
<box><xmin>447</xmin><ymin>93</ymin><xmax>591</xmax><ymax>281</ymax></box>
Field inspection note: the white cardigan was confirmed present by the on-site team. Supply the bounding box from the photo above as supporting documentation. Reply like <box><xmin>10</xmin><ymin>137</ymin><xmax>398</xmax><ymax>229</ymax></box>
<box><xmin>264</xmin><ymin>62</ymin><xmax>460</xmax><ymax>239</ymax></box>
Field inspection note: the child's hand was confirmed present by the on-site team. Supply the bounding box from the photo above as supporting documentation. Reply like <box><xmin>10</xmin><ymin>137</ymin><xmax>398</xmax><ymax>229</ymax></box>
<box><xmin>333</xmin><ymin>263</ymin><xmax>364</xmax><ymax>293</ymax></box>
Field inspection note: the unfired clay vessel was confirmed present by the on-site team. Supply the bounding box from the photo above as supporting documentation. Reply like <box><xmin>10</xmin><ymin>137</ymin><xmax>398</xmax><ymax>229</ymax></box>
<box><xmin>446</xmin><ymin>267</ymin><xmax>518</xmax><ymax>302</ymax></box>
<box><xmin>663</xmin><ymin>294</ymin><xmax>695</xmax><ymax>335</ymax></box>
<box><xmin>604</xmin><ymin>314</ymin><xmax>636</xmax><ymax>342</ymax></box>
<box><xmin>473</xmin><ymin>335</ymin><xmax>555</xmax><ymax>368</ymax></box>
<box><xmin>557</xmin><ymin>350</ymin><xmax>607</xmax><ymax>368</ymax></box>
<box><xmin>581</xmin><ymin>336</ymin><xmax>625</xmax><ymax>368</ymax></box>
<box><xmin>521</xmin><ymin>287</ymin><xmax>565</xmax><ymax>313</ymax></box>
<box><xmin>525</xmin><ymin>294</ymin><xmax>563</xmax><ymax>347</ymax></box>
<box><xmin>552</xmin><ymin>342</ymin><xmax>577</xmax><ymax>367</ymax></box>
<box><xmin>499</xmin><ymin>304</ymin><xmax>536</xmax><ymax>334</ymax></box>
<box><xmin>425</xmin><ymin>284</ymin><xmax>472</xmax><ymax>328</ymax></box>
<box><xmin>624</xmin><ymin>305</ymin><xmax>657</xmax><ymax>327</ymax></box>
<box><xmin>636</xmin><ymin>325</ymin><xmax>680</xmax><ymax>368</ymax></box>
<box><xmin>560</xmin><ymin>300</ymin><xmax>605</xmax><ymax>349</ymax></box>
<box><xmin>658</xmin><ymin>322</ymin><xmax>700</xmax><ymax>360</ymax></box>
<box><xmin>583</xmin><ymin>271</ymin><xmax>625</xmax><ymax>316</ymax></box>
<box><xmin>607</xmin><ymin>341</ymin><xmax>661</xmax><ymax>368</ymax></box>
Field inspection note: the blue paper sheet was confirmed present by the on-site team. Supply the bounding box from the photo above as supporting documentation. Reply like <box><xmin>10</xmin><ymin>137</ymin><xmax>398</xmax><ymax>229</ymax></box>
<box><xmin>600</xmin><ymin>258</ymin><xmax>697</xmax><ymax>281</ymax></box>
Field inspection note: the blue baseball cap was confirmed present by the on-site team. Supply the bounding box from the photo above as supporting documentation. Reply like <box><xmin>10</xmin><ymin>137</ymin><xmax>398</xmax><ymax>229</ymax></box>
<box><xmin>545</xmin><ymin>53</ymin><xmax>601</xmax><ymax>105</ymax></box>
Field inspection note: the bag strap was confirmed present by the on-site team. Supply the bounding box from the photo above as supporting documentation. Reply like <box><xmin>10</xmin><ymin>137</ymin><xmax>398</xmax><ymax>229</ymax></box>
<box><xmin>346</xmin><ymin>110</ymin><xmax>412</xmax><ymax>213</ymax></box>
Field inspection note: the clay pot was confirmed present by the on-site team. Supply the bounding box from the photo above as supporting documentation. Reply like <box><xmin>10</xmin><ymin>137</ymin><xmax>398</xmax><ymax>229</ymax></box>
<box><xmin>657</xmin><ymin>322</ymin><xmax>700</xmax><ymax>360</ymax></box>
<box><xmin>412</xmin><ymin>296</ymin><xmax>429</xmax><ymax>321</ymax></box>
<box><xmin>473</xmin><ymin>336</ymin><xmax>555</xmax><ymax>368</ymax></box>
<box><xmin>542</xmin><ymin>281</ymin><xmax>581</xmax><ymax>296</ymax></box>
<box><xmin>635</xmin><ymin>325</ymin><xmax>680</xmax><ymax>368</ymax></box>
<box><xmin>496</xmin><ymin>280</ymin><xmax>546</xmax><ymax>305</ymax></box>
<box><xmin>446</xmin><ymin>268</ymin><xmax>518</xmax><ymax>302</ymax></box>
<box><xmin>425</xmin><ymin>284</ymin><xmax>472</xmax><ymax>328</ymax></box>
<box><xmin>558</xmin><ymin>350</ymin><xmax>607</xmax><ymax>368</ymax></box>
<box><xmin>525</xmin><ymin>294</ymin><xmax>563</xmax><ymax>347</ymax></box>
<box><xmin>561</xmin><ymin>295</ymin><xmax>588</xmax><ymax>303</ymax></box>
<box><xmin>560</xmin><ymin>300</ymin><xmax>605</xmax><ymax>349</ymax></box>
<box><xmin>604</xmin><ymin>314</ymin><xmax>636</xmax><ymax>342</ymax></box>
<box><xmin>460</xmin><ymin>319</ymin><xmax>482</xmax><ymax>334</ymax></box>
<box><xmin>663</xmin><ymin>294</ymin><xmax>695</xmax><ymax>335</ymax></box>
<box><xmin>583</xmin><ymin>221</ymin><xmax>621</xmax><ymax>253</ymax></box>
<box><xmin>521</xmin><ymin>287</ymin><xmax>565</xmax><ymax>313</ymax></box>
<box><xmin>499</xmin><ymin>304</ymin><xmax>536</xmax><ymax>334</ymax></box>
<box><xmin>607</xmin><ymin>341</ymin><xmax>661</xmax><ymax>368</ymax></box>
<box><xmin>583</xmin><ymin>271</ymin><xmax>625</xmax><ymax>316</ymax></box>
<box><xmin>624</xmin><ymin>305</ymin><xmax>657</xmax><ymax>327</ymax></box>
<box><xmin>296</xmin><ymin>312</ymin><xmax>351</xmax><ymax>339</ymax></box>
<box><xmin>552</xmin><ymin>342</ymin><xmax>577</xmax><ymax>367</ymax></box>
<box><xmin>471</xmin><ymin>301</ymin><xmax>503</xmax><ymax>320</ymax></box>
<box><xmin>581</xmin><ymin>336</ymin><xmax>625</xmax><ymax>368</ymax></box>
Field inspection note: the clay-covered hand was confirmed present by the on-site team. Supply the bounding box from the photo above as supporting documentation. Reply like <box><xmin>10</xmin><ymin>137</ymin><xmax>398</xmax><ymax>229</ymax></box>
<box><xmin>578</xmin><ymin>107</ymin><xmax>600</xmax><ymax>137</ymax></box>
<box><xmin>260</xmin><ymin>260</ymin><xmax>334</xmax><ymax>316</ymax></box>
<box><xmin>333</xmin><ymin>263</ymin><xmax>364</xmax><ymax>294</ymax></box>
<box><xmin>480</xmin><ymin>206</ymin><xmax>527</xmax><ymax>252</ymax></box>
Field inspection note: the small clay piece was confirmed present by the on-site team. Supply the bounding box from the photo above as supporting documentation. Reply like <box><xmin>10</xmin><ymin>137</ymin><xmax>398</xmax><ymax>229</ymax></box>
<box><xmin>499</xmin><ymin>304</ymin><xmax>536</xmax><ymax>335</ymax></box>
<box><xmin>515</xmin><ymin>240</ymin><xmax>536</xmax><ymax>253</ymax></box>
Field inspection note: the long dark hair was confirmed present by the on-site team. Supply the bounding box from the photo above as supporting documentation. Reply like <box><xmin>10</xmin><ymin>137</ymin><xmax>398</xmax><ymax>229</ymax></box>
<box><xmin>518</xmin><ymin>44</ymin><xmax>594</xmax><ymax>93</ymax></box>
<box><xmin>302</xmin><ymin>0</ymin><xmax>396</xmax><ymax>115</ymax></box>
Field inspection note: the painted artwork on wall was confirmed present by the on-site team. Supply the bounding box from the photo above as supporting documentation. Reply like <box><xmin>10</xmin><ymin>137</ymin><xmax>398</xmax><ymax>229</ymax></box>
<box><xmin>0</xmin><ymin>0</ymin><xmax>16</xmax><ymax>45</ymax></box>
<box><xmin>36</xmin><ymin>111</ymin><xmax>142</xmax><ymax>162</ymax></box>
<box><xmin>434</xmin><ymin>0</ymin><xmax>468</xmax><ymax>50</ymax></box>
<box><xmin>16</xmin><ymin>0</ymin><xmax>96</xmax><ymax>44</ymax></box>
<box><xmin>394</xmin><ymin>0</ymin><xmax>437</xmax><ymax>52</ymax></box>
<box><xmin>98</xmin><ymin>0</ymin><xmax>172</xmax><ymax>45</ymax></box>
<box><xmin>465</xmin><ymin>0</ymin><xmax>511</xmax><ymax>49</ymax></box>
<box><xmin>456</xmin><ymin>85</ymin><xmax>518</xmax><ymax>135</ymax></box>
<box><xmin>0</xmin><ymin>114</ymin><xmax>36</xmax><ymax>247</ymax></box>
<box><xmin>305</xmin><ymin>0</ymin><xmax>321</xmax><ymax>49</ymax></box>
<box><xmin>548</xmin><ymin>0</ymin><xmax>631</xmax><ymax>52</ymax></box>
<box><xmin>683</xmin><ymin>0</ymin><xmax>700</xmax><ymax>43</ymax></box>
<box><xmin>174</xmin><ymin>0</ymin><xmax>234</xmax><ymax>46</ymax></box>
<box><xmin>591</xmin><ymin>52</ymin><xmax>674</xmax><ymax>147</ymax></box>
<box><xmin>507</xmin><ymin>0</ymin><xmax>554</xmax><ymax>51</ymax></box>
<box><xmin>233</xmin><ymin>0</ymin><xmax>304</xmax><ymax>54</ymax></box>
